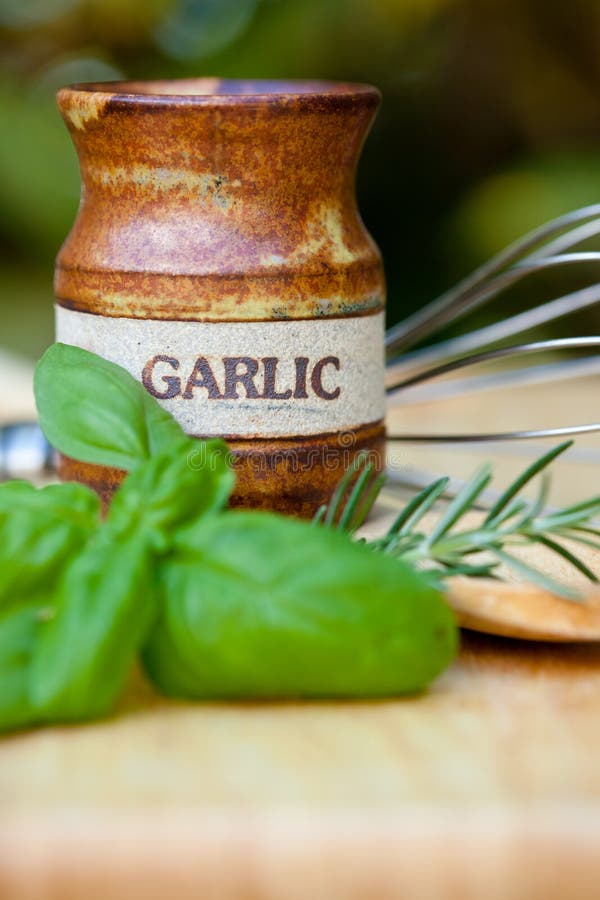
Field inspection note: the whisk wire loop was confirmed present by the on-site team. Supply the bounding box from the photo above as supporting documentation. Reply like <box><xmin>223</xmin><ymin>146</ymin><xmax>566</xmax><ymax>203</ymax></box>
<box><xmin>388</xmin><ymin>337</ymin><xmax>600</xmax><ymax>443</ymax></box>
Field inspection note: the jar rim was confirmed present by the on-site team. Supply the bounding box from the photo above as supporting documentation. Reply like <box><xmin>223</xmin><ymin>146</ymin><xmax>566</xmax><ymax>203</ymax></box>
<box><xmin>57</xmin><ymin>78</ymin><xmax>381</xmax><ymax>108</ymax></box>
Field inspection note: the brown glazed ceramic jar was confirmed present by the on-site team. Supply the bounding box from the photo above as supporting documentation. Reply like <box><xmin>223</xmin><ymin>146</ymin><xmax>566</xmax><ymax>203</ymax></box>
<box><xmin>54</xmin><ymin>79</ymin><xmax>386</xmax><ymax>516</ymax></box>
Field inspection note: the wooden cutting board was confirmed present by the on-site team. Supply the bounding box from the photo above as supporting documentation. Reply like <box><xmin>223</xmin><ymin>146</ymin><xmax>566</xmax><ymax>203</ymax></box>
<box><xmin>1</xmin><ymin>355</ymin><xmax>599</xmax><ymax>899</ymax></box>
<box><xmin>3</xmin><ymin>634</ymin><xmax>600</xmax><ymax>900</ymax></box>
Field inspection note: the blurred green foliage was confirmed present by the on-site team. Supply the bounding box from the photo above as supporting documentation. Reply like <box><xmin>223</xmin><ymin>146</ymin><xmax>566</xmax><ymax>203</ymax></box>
<box><xmin>0</xmin><ymin>0</ymin><xmax>599</xmax><ymax>357</ymax></box>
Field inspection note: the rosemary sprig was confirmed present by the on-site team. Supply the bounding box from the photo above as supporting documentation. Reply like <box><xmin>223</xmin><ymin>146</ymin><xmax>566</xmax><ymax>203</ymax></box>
<box><xmin>319</xmin><ymin>443</ymin><xmax>600</xmax><ymax>599</ymax></box>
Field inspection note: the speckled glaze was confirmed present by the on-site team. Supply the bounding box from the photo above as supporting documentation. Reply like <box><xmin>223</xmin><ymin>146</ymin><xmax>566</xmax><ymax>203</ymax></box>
<box><xmin>55</xmin><ymin>79</ymin><xmax>386</xmax><ymax>515</ymax></box>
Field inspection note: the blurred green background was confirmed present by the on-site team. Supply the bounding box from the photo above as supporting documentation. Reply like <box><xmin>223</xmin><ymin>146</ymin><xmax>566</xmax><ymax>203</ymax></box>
<box><xmin>0</xmin><ymin>0</ymin><xmax>599</xmax><ymax>359</ymax></box>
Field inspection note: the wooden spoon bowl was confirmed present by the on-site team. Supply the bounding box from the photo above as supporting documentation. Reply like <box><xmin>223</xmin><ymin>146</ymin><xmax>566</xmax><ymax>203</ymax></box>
<box><xmin>446</xmin><ymin>576</ymin><xmax>600</xmax><ymax>641</ymax></box>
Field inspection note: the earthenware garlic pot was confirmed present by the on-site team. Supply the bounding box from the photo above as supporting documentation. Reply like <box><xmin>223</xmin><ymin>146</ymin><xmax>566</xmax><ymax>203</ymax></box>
<box><xmin>54</xmin><ymin>79</ymin><xmax>386</xmax><ymax>515</ymax></box>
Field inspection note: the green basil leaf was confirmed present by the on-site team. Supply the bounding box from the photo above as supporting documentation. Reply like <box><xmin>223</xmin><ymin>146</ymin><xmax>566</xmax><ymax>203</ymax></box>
<box><xmin>143</xmin><ymin>511</ymin><xmax>458</xmax><ymax>699</ymax></box>
<box><xmin>0</xmin><ymin>481</ymin><xmax>100</xmax><ymax>605</ymax></box>
<box><xmin>0</xmin><ymin>598</ymin><xmax>43</xmax><ymax>733</ymax></box>
<box><xmin>34</xmin><ymin>343</ymin><xmax>184</xmax><ymax>471</ymax></box>
<box><xmin>108</xmin><ymin>438</ymin><xmax>234</xmax><ymax>552</ymax></box>
<box><xmin>29</xmin><ymin>526</ymin><xmax>156</xmax><ymax>723</ymax></box>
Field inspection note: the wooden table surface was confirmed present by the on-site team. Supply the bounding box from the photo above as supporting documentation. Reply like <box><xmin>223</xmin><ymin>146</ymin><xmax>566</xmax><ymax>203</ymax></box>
<box><xmin>1</xmin><ymin>355</ymin><xmax>599</xmax><ymax>900</ymax></box>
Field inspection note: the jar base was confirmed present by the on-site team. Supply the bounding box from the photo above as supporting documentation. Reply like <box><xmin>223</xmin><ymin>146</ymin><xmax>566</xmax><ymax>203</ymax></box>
<box><xmin>56</xmin><ymin>421</ymin><xmax>386</xmax><ymax>519</ymax></box>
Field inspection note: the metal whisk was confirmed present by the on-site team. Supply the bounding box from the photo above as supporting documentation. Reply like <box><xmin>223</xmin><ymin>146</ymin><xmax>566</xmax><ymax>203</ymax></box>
<box><xmin>385</xmin><ymin>204</ymin><xmax>600</xmax><ymax>443</ymax></box>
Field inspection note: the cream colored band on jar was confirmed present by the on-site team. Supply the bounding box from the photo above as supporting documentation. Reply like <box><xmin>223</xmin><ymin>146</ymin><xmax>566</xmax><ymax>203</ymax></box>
<box><xmin>55</xmin><ymin>306</ymin><xmax>385</xmax><ymax>438</ymax></box>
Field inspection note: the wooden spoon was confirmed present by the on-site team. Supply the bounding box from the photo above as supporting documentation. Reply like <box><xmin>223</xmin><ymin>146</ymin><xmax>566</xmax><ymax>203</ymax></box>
<box><xmin>446</xmin><ymin>576</ymin><xmax>600</xmax><ymax>642</ymax></box>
